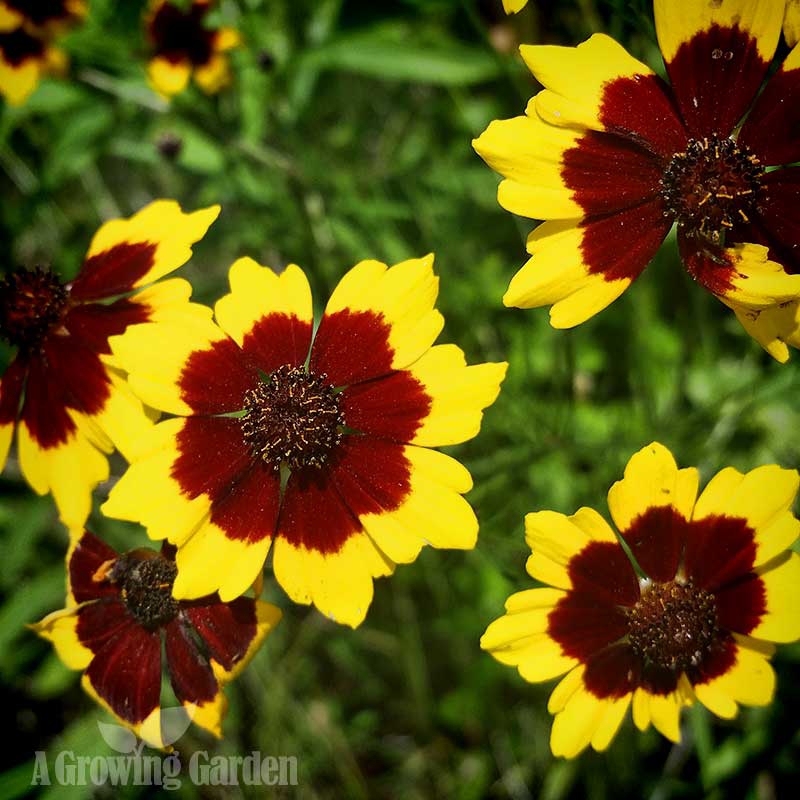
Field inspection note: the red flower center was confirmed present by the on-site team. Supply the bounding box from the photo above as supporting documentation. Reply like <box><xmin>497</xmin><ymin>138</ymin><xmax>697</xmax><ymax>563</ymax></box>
<box><xmin>149</xmin><ymin>1</ymin><xmax>214</xmax><ymax>67</ymax></box>
<box><xmin>625</xmin><ymin>579</ymin><xmax>719</xmax><ymax>671</ymax></box>
<box><xmin>660</xmin><ymin>135</ymin><xmax>763</xmax><ymax>245</ymax></box>
<box><xmin>107</xmin><ymin>551</ymin><xmax>179</xmax><ymax>630</ymax></box>
<box><xmin>0</xmin><ymin>267</ymin><xmax>70</xmax><ymax>350</ymax></box>
<box><xmin>241</xmin><ymin>364</ymin><xmax>344</xmax><ymax>471</ymax></box>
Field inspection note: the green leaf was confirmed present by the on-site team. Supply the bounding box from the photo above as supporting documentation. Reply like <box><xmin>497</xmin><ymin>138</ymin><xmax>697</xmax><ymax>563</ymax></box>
<box><xmin>298</xmin><ymin>23</ymin><xmax>503</xmax><ymax>86</ymax></box>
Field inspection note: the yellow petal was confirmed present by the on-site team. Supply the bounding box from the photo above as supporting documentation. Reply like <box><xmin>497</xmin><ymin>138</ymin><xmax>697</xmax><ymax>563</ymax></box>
<box><xmin>101</xmin><ymin>418</ymin><xmax>211</xmax><ymax>544</ymax></box>
<box><xmin>183</xmin><ymin>693</ymin><xmax>227</xmax><ymax>739</ymax></box>
<box><xmin>481</xmin><ymin>588</ymin><xmax>563</xmax><ymax>649</ymax></box>
<box><xmin>655</xmin><ymin>0</ymin><xmax>782</xmax><ymax>64</ymax></box>
<box><xmin>194</xmin><ymin>53</ymin><xmax>230</xmax><ymax>94</ymax></box>
<box><xmin>0</xmin><ymin>55</ymin><xmax>42</xmax><ymax>106</ymax></box>
<box><xmin>147</xmin><ymin>55</ymin><xmax>191</xmax><ymax>97</ymax></box>
<box><xmin>694</xmin><ymin>638</ymin><xmax>775</xmax><ymax>719</ymax></box>
<box><xmin>359</xmin><ymin>445</ymin><xmax>478</xmax><ymax>563</ymax></box>
<box><xmin>472</xmin><ymin>113</ymin><xmax>583</xmax><ymax>219</ymax></box>
<box><xmin>272</xmin><ymin>532</ymin><xmax>392</xmax><ymax>629</ymax></box>
<box><xmin>91</xmin><ymin>370</ymin><xmax>155</xmax><ymax>463</ymax></box>
<box><xmin>718</xmin><ymin>244</ymin><xmax>800</xmax><ymax>309</ymax></box>
<box><xmin>85</xmin><ymin>200</ymin><xmax>219</xmax><ymax>292</ymax></box>
<box><xmin>733</xmin><ymin>300</ymin><xmax>799</xmax><ymax>364</ymax></box>
<box><xmin>749</xmin><ymin>552</ymin><xmax>800</xmax><ymax>642</ymax></box>
<box><xmin>213</xmin><ymin>258</ymin><xmax>313</xmax><ymax>348</ymax></box>
<box><xmin>569</xmin><ymin>506</ymin><xmax>617</xmax><ymax>542</ymax></box>
<box><xmin>81</xmin><ymin>676</ymin><xmax>165</xmax><ymax>750</ymax></box>
<box><xmin>109</xmin><ymin>312</ymin><xmax>228</xmax><ymax>416</ymax></box>
<box><xmin>0</xmin><ymin>3</ymin><xmax>24</xmax><ymax>31</ymax></box>
<box><xmin>30</xmin><ymin>607</ymin><xmax>93</xmax><ymax>670</ymax></box>
<box><xmin>550</xmin><ymin>684</ymin><xmax>628</xmax><ymax>758</ymax></box>
<box><xmin>173</xmin><ymin>520</ymin><xmax>273</xmax><ymax>603</ymax></box>
<box><xmin>214</xmin><ymin>27</ymin><xmax>241</xmax><ymax>52</ymax></box>
<box><xmin>786</xmin><ymin>0</ymin><xmax>800</xmax><ymax>46</ymax></box>
<box><xmin>503</xmin><ymin>218</ymin><xmax>635</xmax><ymax>327</ymax></box>
<box><xmin>321</xmin><ymin>254</ymin><xmax>444</xmax><ymax>372</ymax></box>
<box><xmin>693</xmin><ymin>464</ymin><xmax>800</xmax><ymax>567</ymax></box>
<box><xmin>482</xmin><ymin>589</ymin><xmax>578</xmax><ymax>681</ymax></box>
<box><xmin>524</xmin><ymin>508</ymin><xmax>615</xmax><ymax>588</ymax></box>
<box><xmin>548</xmin><ymin>665</ymin><xmax>585</xmax><ymax>713</ymax></box>
<box><xmin>407</xmin><ymin>345</ymin><xmax>507</xmax><ymax>447</ymax></box>
<box><xmin>0</xmin><ymin>419</ymin><xmax>13</xmax><ymax>473</ymax></box>
<box><xmin>639</xmin><ymin>675</ymin><xmax>694</xmax><ymax>743</ymax></box>
<box><xmin>591</xmin><ymin>694</ymin><xmax>632</xmax><ymax>752</ymax></box>
<box><xmin>607</xmin><ymin>441</ymin><xmax>699</xmax><ymax>532</ymax></box>
<box><xmin>18</xmin><ymin>418</ymin><xmax>109</xmax><ymax>528</ymax></box>
<box><xmin>522</xmin><ymin>33</ymin><xmax>655</xmax><ymax>131</ymax></box>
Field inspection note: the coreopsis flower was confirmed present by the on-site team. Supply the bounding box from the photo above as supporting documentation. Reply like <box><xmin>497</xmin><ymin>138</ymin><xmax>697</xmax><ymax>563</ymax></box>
<box><xmin>482</xmin><ymin>443</ymin><xmax>800</xmax><ymax>758</ymax></box>
<box><xmin>33</xmin><ymin>530</ymin><xmax>280</xmax><ymax>746</ymax></box>
<box><xmin>502</xmin><ymin>0</ymin><xmax>529</xmax><ymax>13</ymax></box>
<box><xmin>0</xmin><ymin>200</ymin><xmax>219</xmax><ymax>527</ymax></box>
<box><xmin>474</xmin><ymin>0</ymin><xmax>800</xmax><ymax>361</ymax></box>
<box><xmin>103</xmin><ymin>256</ymin><xmax>507</xmax><ymax>628</ymax></box>
<box><xmin>0</xmin><ymin>0</ymin><xmax>84</xmax><ymax>105</ymax></box>
<box><xmin>146</xmin><ymin>0</ymin><xmax>240</xmax><ymax>97</ymax></box>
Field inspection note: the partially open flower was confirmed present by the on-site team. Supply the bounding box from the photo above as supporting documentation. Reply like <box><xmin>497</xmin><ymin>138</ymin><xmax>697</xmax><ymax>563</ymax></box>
<box><xmin>145</xmin><ymin>0</ymin><xmax>240</xmax><ymax>97</ymax></box>
<box><xmin>103</xmin><ymin>255</ymin><xmax>507</xmax><ymax>627</ymax></box>
<box><xmin>482</xmin><ymin>443</ymin><xmax>800</xmax><ymax>758</ymax></box>
<box><xmin>33</xmin><ymin>530</ymin><xmax>280</xmax><ymax>746</ymax></box>
<box><xmin>0</xmin><ymin>200</ymin><xmax>219</xmax><ymax>527</ymax></box>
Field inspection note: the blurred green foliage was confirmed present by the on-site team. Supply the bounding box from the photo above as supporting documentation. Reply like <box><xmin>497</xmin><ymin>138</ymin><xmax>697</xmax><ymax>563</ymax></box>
<box><xmin>1</xmin><ymin>0</ymin><xmax>799</xmax><ymax>798</ymax></box>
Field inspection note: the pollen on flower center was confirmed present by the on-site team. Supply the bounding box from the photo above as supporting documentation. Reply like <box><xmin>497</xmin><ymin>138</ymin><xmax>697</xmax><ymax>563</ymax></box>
<box><xmin>0</xmin><ymin>267</ymin><xmax>70</xmax><ymax>350</ymax></box>
<box><xmin>625</xmin><ymin>579</ymin><xmax>719</xmax><ymax>672</ymax></box>
<box><xmin>241</xmin><ymin>364</ymin><xmax>344</xmax><ymax>471</ymax></box>
<box><xmin>106</xmin><ymin>552</ymin><xmax>179</xmax><ymax>630</ymax></box>
<box><xmin>660</xmin><ymin>135</ymin><xmax>763</xmax><ymax>245</ymax></box>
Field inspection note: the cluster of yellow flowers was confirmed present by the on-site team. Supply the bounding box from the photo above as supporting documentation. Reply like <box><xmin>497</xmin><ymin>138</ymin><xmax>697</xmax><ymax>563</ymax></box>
<box><xmin>1</xmin><ymin>0</ymin><xmax>799</xmax><ymax>760</ymax></box>
<box><xmin>0</xmin><ymin>0</ymin><xmax>240</xmax><ymax>105</ymax></box>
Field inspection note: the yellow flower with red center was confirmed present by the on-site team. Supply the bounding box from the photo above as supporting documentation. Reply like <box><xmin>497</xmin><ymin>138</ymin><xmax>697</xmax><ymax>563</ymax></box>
<box><xmin>482</xmin><ymin>443</ymin><xmax>800</xmax><ymax>758</ymax></box>
<box><xmin>33</xmin><ymin>530</ymin><xmax>280</xmax><ymax>746</ymax></box>
<box><xmin>474</xmin><ymin>0</ymin><xmax>800</xmax><ymax>361</ymax></box>
<box><xmin>102</xmin><ymin>255</ymin><xmax>507</xmax><ymax>627</ymax></box>
<box><xmin>145</xmin><ymin>0</ymin><xmax>240</xmax><ymax>97</ymax></box>
<box><xmin>0</xmin><ymin>0</ymin><xmax>84</xmax><ymax>105</ymax></box>
<box><xmin>0</xmin><ymin>200</ymin><xmax>219</xmax><ymax>527</ymax></box>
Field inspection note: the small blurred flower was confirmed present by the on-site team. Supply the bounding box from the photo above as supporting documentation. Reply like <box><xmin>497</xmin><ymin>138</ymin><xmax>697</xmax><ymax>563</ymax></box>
<box><xmin>256</xmin><ymin>49</ymin><xmax>275</xmax><ymax>71</ymax></box>
<box><xmin>482</xmin><ymin>443</ymin><xmax>800</xmax><ymax>758</ymax></box>
<box><xmin>502</xmin><ymin>0</ymin><xmax>529</xmax><ymax>13</ymax></box>
<box><xmin>145</xmin><ymin>0</ymin><xmax>240</xmax><ymax>97</ymax></box>
<box><xmin>103</xmin><ymin>256</ymin><xmax>507</xmax><ymax>628</ymax></box>
<box><xmin>474</xmin><ymin>0</ymin><xmax>800</xmax><ymax>361</ymax></box>
<box><xmin>0</xmin><ymin>200</ymin><xmax>219</xmax><ymax>528</ymax></box>
<box><xmin>33</xmin><ymin>530</ymin><xmax>280</xmax><ymax>746</ymax></box>
<box><xmin>0</xmin><ymin>0</ymin><xmax>84</xmax><ymax>104</ymax></box>
<box><xmin>156</xmin><ymin>130</ymin><xmax>183</xmax><ymax>159</ymax></box>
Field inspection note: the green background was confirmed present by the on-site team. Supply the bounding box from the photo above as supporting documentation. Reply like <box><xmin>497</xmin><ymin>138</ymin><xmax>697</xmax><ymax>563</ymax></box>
<box><xmin>1</xmin><ymin>0</ymin><xmax>799</xmax><ymax>797</ymax></box>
